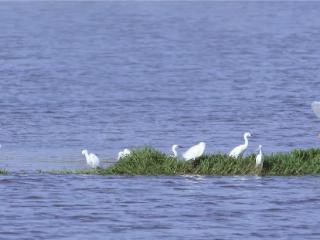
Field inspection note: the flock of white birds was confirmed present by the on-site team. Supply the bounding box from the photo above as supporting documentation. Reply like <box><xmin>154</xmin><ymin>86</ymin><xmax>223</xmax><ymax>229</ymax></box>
<box><xmin>82</xmin><ymin>132</ymin><xmax>262</xmax><ymax>169</ymax></box>
<box><xmin>82</xmin><ymin>101</ymin><xmax>320</xmax><ymax>170</ymax></box>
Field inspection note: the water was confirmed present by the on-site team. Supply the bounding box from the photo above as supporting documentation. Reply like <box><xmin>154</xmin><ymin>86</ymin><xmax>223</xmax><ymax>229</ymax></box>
<box><xmin>0</xmin><ymin>1</ymin><xmax>320</xmax><ymax>239</ymax></box>
<box><xmin>0</xmin><ymin>174</ymin><xmax>320</xmax><ymax>239</ymax></box>
<box><xmin>0</xmin><ymin>2</ymin><xmax>320</xmax><ymax>169</ymax></box>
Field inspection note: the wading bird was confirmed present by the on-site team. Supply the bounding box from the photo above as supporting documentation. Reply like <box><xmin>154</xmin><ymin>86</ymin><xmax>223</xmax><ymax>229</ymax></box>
<box><xmin>81</xmin><ymin>149</ymin><xmax>100</xmax><ymax>168</ymax></box>
<box><xmin>171</xmin><ymin>144</ymin><xmax>182</xmax><ymax>157</ymax></box>
<box><xmin>255</xmin><ymin>145</ymin><xmax>264</xmax><ymax>168</ymax></box>
<box><xmin>229</xmin><ymin>132</ymin><xmax>251</xmax><ymax>158</ymax></box>
<box><xmin>311</xmin><ymin>101</ymin><xmax>320</xmax><ymax>118</ymax></box>
<box><xmin>118</xmin><ymin>148</ymin><xmax>131</xmax><ymax>160</ymax></box>
<box><xmin>182</xmin><ymin>142</ymin><xmax>206</xmax><ymax>161</ymax></box>
<box><xmin>311</xmin><ymin>101</ymin><xmax>320</xmax><ymax>137</ymax></box>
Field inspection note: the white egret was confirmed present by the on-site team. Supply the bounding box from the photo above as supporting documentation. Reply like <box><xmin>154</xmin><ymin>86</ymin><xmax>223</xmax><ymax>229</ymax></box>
<box><xmin>311</xmin><ymin>101</ymin><xmax>320</xmax><ymax>137</ymax></box>
<box><xmin>81</xmin><ymin>149</ymin><xmax>100</xmax><ymax>168</ymax></box>
<box><xmin>311</xmin><ymin>101</ymin><xmax>320</xmax><ymax>118</ymax></box>
<box><xmin>182</xmin><ymin>142</ymin><xmax>206</xmax><ymax>161</ymax></box>
<box><xmin>171</xmin><ymin>144</ymin><xmax>182</xmax><ymax>157</ymax></box>
<box><xmin>117</xmin><ymin>148</ymin><xmax>131</xmax><ymax>160</ymax></box>
<box><xmin>229</xmin><ymin>132</ymin><xmax>251</xmax><ymax>158</ymax></box>
<box><xmin>255</xmin><ymin>145</ymin><xmax>264</xmax><ymax>168</ymax></box>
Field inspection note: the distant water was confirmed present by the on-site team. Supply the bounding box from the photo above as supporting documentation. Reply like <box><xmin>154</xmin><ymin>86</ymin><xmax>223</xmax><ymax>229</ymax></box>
<box><xmin>1</xmin><ymin>1</ymin><xmax>320</xmax><ymax>170</ymax></box>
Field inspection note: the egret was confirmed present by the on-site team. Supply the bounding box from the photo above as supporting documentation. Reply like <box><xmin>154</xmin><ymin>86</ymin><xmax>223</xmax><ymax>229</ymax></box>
<box><xmin>117</xmin><ymin>148</ymin><xmax>131</xmax><ymax>160</ymax></box>
<box><xmin>81</xmin><ymin>149</ymin><xmax>100</xmax><ymax>168</ymax></box>
<box><xmin>311</xmin><ymin>101</ymin><xmax>320</xmax><ymax>137</ymax></box>
<box><xmin>229</xmin><ymin>132</ymin><xmax>251</xmax><ymax>158</ymax></box>
<box><xmin>171</xmin><ymin>144</ymin><xmax>181</xmax><ymax>157</ymax></box>
<box><xmin>182</xmin><ymin>142</ymin><xmax>206</xmax><ymax>161</ymax></box>
<box><xmin>255</xmin><ymin>145</ymin><xmax>264</xmax><ymax>168</ymax></box>
<box><xmin>311</xmin><ymin>101</ymin><xmax>320</xmax><ymax>118</ymax></box>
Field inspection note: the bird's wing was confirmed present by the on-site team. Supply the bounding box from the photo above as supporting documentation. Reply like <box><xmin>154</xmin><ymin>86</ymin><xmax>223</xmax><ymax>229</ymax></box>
<box><xmin>118</xmin><ymin>151</ymin><xmax>123</xmax><ymax>160</ymax></box>
<box><xmin>90</xmin><ymin>153</ymin><xmax>100</xmax><ymax>162</ymax></box>
<box><xmin>255</xmin><ymin>154</ymin><xmax>261</xmax><ymax>161</ymax></box>
<box><xmin>183</xmin><ymin>144</ymin><xmax>200</xmax><ymax>160</ymax></box>
<box><xmin>229</xmin><ymin>145</ymin><xmax>242</xmax><ymax>156</ymax></box>
<box><xmin>123</xmin><ymin>149</ymin><xmax>131</xmax><ymax>155</ymax></box>
<box><xmin>311</xmin><ymin>101</ymin><xmax>320</xmax><ymax>118</ymax></box>
<box><xmin>182</xmin><ymin>146</ymin><xmax>194</xmax><ymax>160</ymax></box>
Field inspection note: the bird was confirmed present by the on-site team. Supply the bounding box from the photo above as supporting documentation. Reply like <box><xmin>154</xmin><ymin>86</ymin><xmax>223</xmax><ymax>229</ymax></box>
<box><xmin>311</xmin><ymin>101</ymin><xmax>320</xmax><ymax>137</ymax></box>
<box><xmin>311</xmin><ymin>101</ymin><xmax>320</xmax><ymax>118</ymax></box>
<box><xmin>229</xmin><ymin>132</ymin><xmax>251</xmax><ymax>158</ymax></box>
<box><xmin>117</xmin><ymin>148</ymin><xmax>131</xmax><ymax>160</ymax></box>
<box><xmin>171</xmin><ymin>144</ymin><xmax>182</xmax><ymax>157</ymax></box>
<box><xmin>81</xmin><ymin>149</ymin><xmax>100</xmax><ymax>168</ymax></box>
<box><xmin>255</xmin><ymin>145</ymin><xmax>264</xmax><ymax>168</ymax></box>
<box><xmin>182</xmin><ymin>142</ymin><xmax>206</xmax><ymax>161</ymax></box>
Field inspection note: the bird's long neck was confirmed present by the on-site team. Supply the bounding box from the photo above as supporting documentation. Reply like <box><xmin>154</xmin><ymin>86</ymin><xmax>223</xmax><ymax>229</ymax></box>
<box><xmin>259</xmin><ymin>147</ymin><xmax>262</xmax><ymax>155</ymax></box>
<box><xmin>172</xmin><ymin>146</ymin><xmax>178</xmax><ymax>157</ymax></box>
<box><xmin>244</xmin><ymin>135</ymin><xmax>249</xmax><ymax>147</ymax></box>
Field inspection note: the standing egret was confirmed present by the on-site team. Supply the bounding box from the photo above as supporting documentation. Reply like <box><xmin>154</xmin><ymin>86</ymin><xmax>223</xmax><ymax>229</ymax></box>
<box><xmin>117</xmin><ymin>148</ymin><xmax>131</xmax><ymax>160</ymax></box>
<box><xmin>311</xmin><ymin>101</ymin><xmax>320</xmax><ymax>118</ymax></box>
<box><xmin>171</xmin><ymin>144</ymin><xmax>182</xmax><ymax>157</ymax></box>
<box><xmin>229</xmin><ymin>132</ymin><xmax>251</xmax><ymax>158</ymax></box>
<box><xmin>255</xmin><ymin>145</ymin><xmax>264</xmax><ymax>168</ymax></box>
<box><xmin>311</xmin><ymin>101</ymin><xmax>320</xmax><ymax>137</ymax></box>
<box><xmin>182</xmin><ymin>142</ymin><xmax>206</xmax><ymax>161</ymax></box>
<box><xmin>81</xmin><ymin>149</ymin><xmax>100</xmax><ymax>168</ymax></box>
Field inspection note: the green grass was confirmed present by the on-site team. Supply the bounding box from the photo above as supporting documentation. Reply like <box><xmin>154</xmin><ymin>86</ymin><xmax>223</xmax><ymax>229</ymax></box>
<box><xmin>49</xmin><ymin>147</ymin><xmax>320</xmax><ymax>176</ymax></box>
<box><xmin>0</xmin><ymin>168</ymin><xmax>8</xmax><ymax>175</ymax></box>
<box><xmin>47</xmin><ymin>168</ymin><xmax>106</xmax><ymax>175</ymax></box>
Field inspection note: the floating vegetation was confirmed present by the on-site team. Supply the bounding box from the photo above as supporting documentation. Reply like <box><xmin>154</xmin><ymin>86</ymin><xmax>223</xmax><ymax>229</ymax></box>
<box><xmin>50</xmin><ymin>147</ymin><xmax>320</xmax><ymax>176</ymax></box>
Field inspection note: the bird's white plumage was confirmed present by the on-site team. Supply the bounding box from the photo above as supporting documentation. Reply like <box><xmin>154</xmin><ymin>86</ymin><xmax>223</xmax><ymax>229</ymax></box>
<box><xmin>229</xmin><ymin>132</ymin><xmax>251</xmax><ymax>158</ymax></box>
<box><xmin>171</xmin><ymin>144</ymin><xmax>180</xmax><ymax>157</ymax></box>
<box><xmin>182</xmin><ymin>142</ymin><xmax>206</xmax><ymax>161</ymax></box>
<box><xmin>311</xmin><ymin>101</ymin><xmax>320</xmax><ymax>118</ymax></box>
<box><xmin>82</xmin><ymin>149</ymin><xmax>100</xmax><ymax>168</ymax></box>
<box><xmin>123</xmin><ymin>148</ymin><xmax>131</xmax><ymax>155</ymax></box>
<box><xmin>117</xmin><ymin>148</ymin><xmax>131</xmax><ymax>160</ymax></box>
<box><xmin>255</xmin><ymin>145</ymin><xmax>263</xmax><ymax>168</ymax></box>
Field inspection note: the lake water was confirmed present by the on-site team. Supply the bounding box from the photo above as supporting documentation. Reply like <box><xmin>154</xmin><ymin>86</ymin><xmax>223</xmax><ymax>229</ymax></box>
<box><xmin>0</xmin><ymin>1</ymin><xmax>320</xmax><ymax>239</ymax></box>
<box><xmin>1</xmin><ymin>174</ymin><xmax>320</xmax><ymax>239</ymax></box>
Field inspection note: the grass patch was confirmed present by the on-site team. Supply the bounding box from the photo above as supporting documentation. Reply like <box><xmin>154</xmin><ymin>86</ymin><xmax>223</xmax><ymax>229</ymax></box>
<box><xmin>50</xmin><ymin>147</ymin><xmax>320</xmax><ymax>176</ymax></box>
<box><xmin>0</xmin><ymin>168</ymin><xmax>8</xmax><ymax>174</ymax></box>
<box><xmin>105</xmin><ymin>148</ymin><xmax>193</xmax><ymax>175</ymax></box>
<box><xmin>47</xmin><ymin>168</ymin><xmax>106</xmax><ymax>175</ymax></box>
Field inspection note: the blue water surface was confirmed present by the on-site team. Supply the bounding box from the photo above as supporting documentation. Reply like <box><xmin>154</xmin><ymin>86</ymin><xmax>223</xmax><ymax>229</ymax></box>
<box><xmin>1</xmin><ymin>1</ymin><xmax>320</xmax><ymax>169</ymax></box>
<box><xmin>1</xmin><ymin>174</ymin><xmax>320</xmax><ymax>240</ymax></box>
